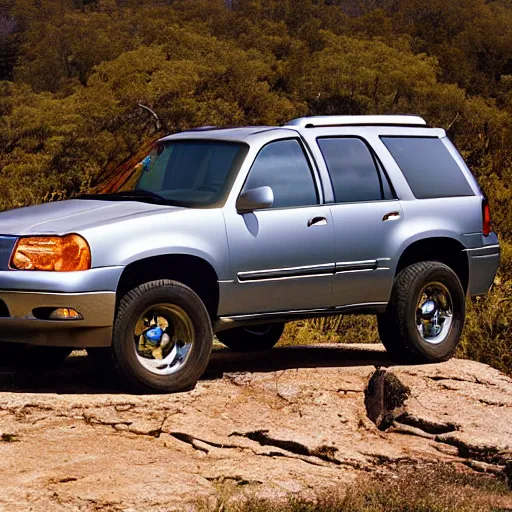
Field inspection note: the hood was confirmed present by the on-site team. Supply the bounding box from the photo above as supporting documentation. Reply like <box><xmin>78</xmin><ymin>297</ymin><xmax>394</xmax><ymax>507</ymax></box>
<box><xmin>0</xmin><ymin>199</ymin><xmax>181</xmax><ymax>236</ymax></box>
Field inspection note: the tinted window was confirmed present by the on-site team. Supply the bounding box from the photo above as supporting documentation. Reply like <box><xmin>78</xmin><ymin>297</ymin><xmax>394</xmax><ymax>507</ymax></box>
<box><xmin>244</xmin><ymin>139</ymin><xmax>318</xmax><ymax>208</ymax></box>
<box><xmin>318</xmin><ymin>138</ymin><xmax>384</xmax><ymax>203</ymax></box>
<box><xmin>137</xmin><ymin>141</ymin><xmax>247</xmax><ymax>207</ymax></box>
<box><xmin>381</xmin><ymin>137</ymin><xmax>474</xmax><ymax>199</ymax></box>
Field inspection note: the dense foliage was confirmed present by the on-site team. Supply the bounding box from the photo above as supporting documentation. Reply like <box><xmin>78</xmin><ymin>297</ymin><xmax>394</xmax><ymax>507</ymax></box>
<box><xmin>0</xmin><ymin>0</ymin><xmax>511</xmax><ymax>372</ymax></box>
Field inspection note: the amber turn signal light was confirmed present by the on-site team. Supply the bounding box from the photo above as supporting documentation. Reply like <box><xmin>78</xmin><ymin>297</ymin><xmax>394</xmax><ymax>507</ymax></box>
<box><xmin>10</xmin><ymin>234</ymin><xmax>91</xmax><ymax>272</ymax></box>
<box><xmin>49</xmin><ymin>308</ymin><xmax>83</xmax><ymax>320</ymax></box>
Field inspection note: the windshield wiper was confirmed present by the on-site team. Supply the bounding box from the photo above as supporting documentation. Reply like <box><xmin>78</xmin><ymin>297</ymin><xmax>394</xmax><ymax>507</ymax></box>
<box><xmin>112</xmin><ymin>189</ymin><xmax>167</xmax><ymax>201</ymax></box>
<box><xmin>78</xmin><ymin>189</ymin><xmax>168</xmax><ymax>204</ymax></box>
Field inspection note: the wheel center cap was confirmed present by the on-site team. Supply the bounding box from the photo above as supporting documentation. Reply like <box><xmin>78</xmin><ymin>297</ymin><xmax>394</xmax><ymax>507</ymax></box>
<box><xmin>420</xmin><ymin>299</ymin><xmax>437</xmax><ymax>318</ymax></box>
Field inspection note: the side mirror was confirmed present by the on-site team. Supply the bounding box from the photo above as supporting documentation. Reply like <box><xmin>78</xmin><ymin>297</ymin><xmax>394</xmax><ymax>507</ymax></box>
<box><xmin>236</xmin><ymin>186</ymin><xmax>274</xmax><ymax>213</ymax></box>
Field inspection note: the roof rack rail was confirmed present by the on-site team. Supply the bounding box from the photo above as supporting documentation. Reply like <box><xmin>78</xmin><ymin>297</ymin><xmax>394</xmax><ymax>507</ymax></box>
<box><xmin>285</xmin><ymin>115</ymin><xmax>428</xmax><ymax>128</ymax></box>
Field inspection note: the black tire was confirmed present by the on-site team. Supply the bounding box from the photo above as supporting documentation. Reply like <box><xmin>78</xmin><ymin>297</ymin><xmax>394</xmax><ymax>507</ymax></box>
<box><xmin>0</xmin><ymin>342</ymin><xmax>72</xmax><ymax>369</ymax></box>
<box><xmin>378</xmin><ymin>261</ymin><xmax>465</xmax><ymax>363</ymax></box>
<box><xmin>217</xmin><ymin>323</ymin><xmax>285</xmax><ymax>352</ymax></box>
<box><xmin>112</xmin><ymin>279</ymin><xmax>213</xmax><ymax>393</ymax></box>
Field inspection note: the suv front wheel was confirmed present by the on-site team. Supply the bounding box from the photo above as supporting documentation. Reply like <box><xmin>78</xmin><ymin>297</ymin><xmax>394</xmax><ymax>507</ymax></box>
<box><xmin>112</xmin><ymin>280</ymin><xmax>213</xmax><ymax>393</ymax></box>
<box><xmin>378</xmin><ymin>261</ymin><xmax>465</xmax><ymax>363</ymax></box>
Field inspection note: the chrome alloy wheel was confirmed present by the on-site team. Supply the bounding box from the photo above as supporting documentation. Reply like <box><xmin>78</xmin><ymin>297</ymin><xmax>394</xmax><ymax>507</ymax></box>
<box><xmin>415</xmin><ymin>282</ymin><xmax>454</xmax><ymax>345</ymax></box>
<box><xmin>134</xmin><ymin>304</ymin><xmax>194</xmax><ymax>375</ymax></box>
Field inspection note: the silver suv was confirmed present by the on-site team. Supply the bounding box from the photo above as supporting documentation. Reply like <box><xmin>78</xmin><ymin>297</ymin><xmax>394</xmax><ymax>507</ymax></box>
<box><xmin>0</xmin><ymin>115</ymin><xmax>500</xmax><ymax>392</ymax></box>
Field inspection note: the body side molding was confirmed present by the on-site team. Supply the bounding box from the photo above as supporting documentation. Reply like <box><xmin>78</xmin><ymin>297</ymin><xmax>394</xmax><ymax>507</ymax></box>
<box><xmin>214</xmin><ymin>302</ymin><xmax>388</xmax><ymax>332</ymax></box>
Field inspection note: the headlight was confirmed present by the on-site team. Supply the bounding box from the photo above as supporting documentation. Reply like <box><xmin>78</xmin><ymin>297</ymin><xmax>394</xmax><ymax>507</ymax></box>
<box><xmin>10</xmin><ymin>234</ymin><xmax>91</xmax><ymax>272</ymax></box>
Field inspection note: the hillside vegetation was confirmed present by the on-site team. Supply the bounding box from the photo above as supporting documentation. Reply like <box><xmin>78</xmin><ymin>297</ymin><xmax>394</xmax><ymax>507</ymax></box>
<box><xmin>0</xmin><ymin>0</ymin><xmax>511</xmax><ymax>373</ymax></box>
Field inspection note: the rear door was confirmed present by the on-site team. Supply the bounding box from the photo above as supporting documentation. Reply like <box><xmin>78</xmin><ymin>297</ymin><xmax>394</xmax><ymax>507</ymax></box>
<box><xmin>315</xmin><ymin>136</ymin><xmax>403</xmax><ymax>307</ymax></box>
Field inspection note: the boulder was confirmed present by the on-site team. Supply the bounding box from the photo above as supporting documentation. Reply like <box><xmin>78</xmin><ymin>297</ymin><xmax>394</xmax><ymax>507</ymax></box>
<box><xmin>0</xmin><ymin>343</ymin><xmax>510</xmax><ymax>510</ymax></box>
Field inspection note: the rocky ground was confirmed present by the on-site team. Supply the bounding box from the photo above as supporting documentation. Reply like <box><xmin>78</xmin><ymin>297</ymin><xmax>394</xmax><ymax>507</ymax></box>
<box><xmin>0</xmin><ymin>343</ymin><xmax>511</xmax><ymax>511</ymax></box>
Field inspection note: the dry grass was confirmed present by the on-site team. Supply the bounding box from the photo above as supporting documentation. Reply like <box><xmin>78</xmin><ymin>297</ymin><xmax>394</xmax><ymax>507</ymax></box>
<box><xmin>198</xmin><ymin>463</ymin><xmax>511</xmax><ymax>512</ymax></box>
<box><xmin>280</xmin><ymin>315</ymin><xmax>379</xmax><ymax>347</ymax></box>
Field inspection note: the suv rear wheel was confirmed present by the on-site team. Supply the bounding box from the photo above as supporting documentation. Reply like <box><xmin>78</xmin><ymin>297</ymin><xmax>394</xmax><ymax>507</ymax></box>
<box><xmin>217</xmin><ymin>323</ymin><xmax>285</xmax><ymax>352</ymax></box>
<box><xmin>378</xmin><ymin>261</ymin><xmax>465</xmax><ymax>363</ymax></box>
<box><xmin>112</xmin><ymin>279</ymin><xmax>213</xmax><ymax>393</ymax></box>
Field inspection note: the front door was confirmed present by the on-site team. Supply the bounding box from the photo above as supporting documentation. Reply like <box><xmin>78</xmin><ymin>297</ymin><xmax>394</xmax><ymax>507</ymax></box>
<box><xmin>223</xmin><ymin>138</ymin><xmax>335</xmax><ymax>315</ymax></box>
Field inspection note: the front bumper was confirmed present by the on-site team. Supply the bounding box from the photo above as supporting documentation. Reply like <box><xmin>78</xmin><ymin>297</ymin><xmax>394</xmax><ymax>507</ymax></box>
<box><xmin>0</xmin><ymin>266</ymin><xmax>123</xmax><ymax>347</ymax></box>
<box><xmin>0</xmin><ymin>290</ymin><xmax>115</xmax><ymax>347</ymax></box>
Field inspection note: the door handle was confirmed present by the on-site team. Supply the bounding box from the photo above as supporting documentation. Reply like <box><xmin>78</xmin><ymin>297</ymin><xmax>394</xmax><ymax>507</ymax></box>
<box><xmin>382</xmin><ymin>211</ymin><xmax>400</xmax><ymax>222</ymax></box>
<box><xmin>308</xmin><ymin>216</ymin><xmax>328</xmax><ymax>227</ymax></box>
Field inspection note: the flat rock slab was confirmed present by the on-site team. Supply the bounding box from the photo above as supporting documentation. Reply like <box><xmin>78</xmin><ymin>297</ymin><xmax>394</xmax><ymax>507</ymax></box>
<box><xmin>0</xmin><ymin>344</ymin><xmax>511</xmax><ymax>511</ymax></box>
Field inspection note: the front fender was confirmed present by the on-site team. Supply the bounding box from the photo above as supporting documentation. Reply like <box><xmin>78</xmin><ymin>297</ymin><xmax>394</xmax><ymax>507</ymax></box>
<box><xmin>80</xmin><ymin>208</ymin><xmax>231</xmax><ymax>280</ymax></box>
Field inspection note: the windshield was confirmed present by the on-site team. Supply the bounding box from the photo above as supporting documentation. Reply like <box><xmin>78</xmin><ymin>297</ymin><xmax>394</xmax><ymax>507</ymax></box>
<box><xmin>80</xmin><ymin>139</ymin><xmax>249</xmax><ymax>207</ymax></box>
<box><xmin>132</xmin><ymin>140</ymin><xmax>248</xmax><ymax>207</ymax></box>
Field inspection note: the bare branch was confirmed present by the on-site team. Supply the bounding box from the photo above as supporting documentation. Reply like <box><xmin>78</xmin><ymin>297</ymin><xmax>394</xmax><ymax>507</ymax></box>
<box><xmin>446</xmin><ymin>112</ymin><xmax>460</xmax><ymax>133</ymax></box>
<box><xmin>138</xmin><ymin>104</ymin><xmax>167</xmax><ymax>132</ymax></box>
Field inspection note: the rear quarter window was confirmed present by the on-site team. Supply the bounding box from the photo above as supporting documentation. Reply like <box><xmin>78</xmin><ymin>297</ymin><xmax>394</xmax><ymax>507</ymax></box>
<box><xmin>381</xmin><ymin>136</ymin><xmax>474</xmax><ymax>199</ymax></box>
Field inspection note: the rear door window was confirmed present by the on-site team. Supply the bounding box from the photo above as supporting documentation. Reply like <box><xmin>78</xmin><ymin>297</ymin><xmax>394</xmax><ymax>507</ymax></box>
<box><xmin>317</xmin><ymin>137</ymin><xmax>393</xmax><ymax>203</ymax></box>
<box><xmin>381</xmin><ymin>136</ymin><xmax>474</xmax><ymax>199</ymax></box>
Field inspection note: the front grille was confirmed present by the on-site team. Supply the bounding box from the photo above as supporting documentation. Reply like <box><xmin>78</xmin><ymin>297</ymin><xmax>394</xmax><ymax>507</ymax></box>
<box><xmin>0</xmin><ymin>236</ymin><xmax>17</xmax><ymax>271</ymax></box>
<box><xmin>0</xmin><ymin>299</ymin><xmax>9</xmax><ymax>317</ymax></box>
